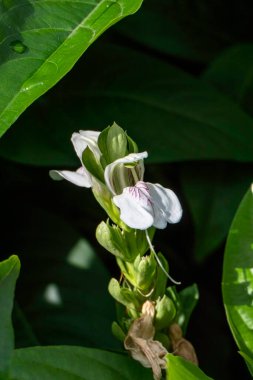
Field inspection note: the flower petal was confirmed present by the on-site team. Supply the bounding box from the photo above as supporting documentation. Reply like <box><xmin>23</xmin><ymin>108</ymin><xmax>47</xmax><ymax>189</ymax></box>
<box><xmin>49</xmin><ymin>167</ymin><xmax>92</xmax><ymax>187</ymax></box>
<box><xmin>71</xmin><ymin>130</ymin><xmax>101</xmax><ymax>161</ymax></box>
<box><xmin>105</xmin><ymin>151</ymin><xmax>148</xmax><ymax>195</ymax></box>
<box><xmin>146</xmin><ymin>183</ymin><xmax>182</xmax><ymax>228</ymax></box>
<box><xmin>113</xmin><ymin>182</ymin><xmax>154</xmax><ymax>229</ymax></box>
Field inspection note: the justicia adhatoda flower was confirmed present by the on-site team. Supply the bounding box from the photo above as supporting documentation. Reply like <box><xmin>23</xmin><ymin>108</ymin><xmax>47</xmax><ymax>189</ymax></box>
<box><xmin>49</xmin><ymin>124</ymin><xmax>198</xmax><ymax>380</ymax></box>
<box><xmin>50</xmin><ymin>128</ymin><xmax>182</xmax><ymax>231</ymax></box>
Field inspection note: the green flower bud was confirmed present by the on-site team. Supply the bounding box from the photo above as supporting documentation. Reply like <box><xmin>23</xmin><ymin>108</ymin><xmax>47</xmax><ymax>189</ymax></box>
<box><xmin>155</xmin><ymin>295</ymin><xmax>177</xmax><ymax>331</ymax></box>
<box><xmin>132</xmin><ymin>253</ymin><xmax>157</xmax><ymax>291</ymax></box>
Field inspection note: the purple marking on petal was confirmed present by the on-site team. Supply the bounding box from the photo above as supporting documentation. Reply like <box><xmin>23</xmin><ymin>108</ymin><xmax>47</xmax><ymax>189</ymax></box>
<box><xmin>126</xmin><ymin>181</ymin><xmax>154</xmax><ymax>207</ymax></box>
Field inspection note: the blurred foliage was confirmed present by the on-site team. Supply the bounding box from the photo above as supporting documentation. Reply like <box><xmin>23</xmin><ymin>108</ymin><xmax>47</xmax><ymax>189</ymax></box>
<box><xmin>1</xmin><ymin>0</ymin><xmax>253</xmax><ymax>379</ymax></box>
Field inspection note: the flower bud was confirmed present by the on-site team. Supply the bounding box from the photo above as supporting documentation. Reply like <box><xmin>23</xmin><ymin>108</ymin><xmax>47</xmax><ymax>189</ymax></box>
<box><xmin>155</xmin><ymin>295</ymin><xmax>177</xmax><ymax>330</ymax></box>
<box><xmin>132</xmin><ymin>253</ymin><xmax>157</xmax><ymax>291</ymax></box>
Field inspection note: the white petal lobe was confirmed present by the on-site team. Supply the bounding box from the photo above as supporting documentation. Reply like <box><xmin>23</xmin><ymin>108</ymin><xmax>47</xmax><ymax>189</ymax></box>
<box><xmin>113</xmin><ymin>184</ymin><xmax>154</xmax><ymax>229</ymax></box>
<box><xmin>49</xmin><ymin>167</ymin><xmax>92</xmax><ymax>188</ymax></box>
<box><xmin>147</xmin><ymin>183</ymin><xmax>182</xmax><ymax>227</ymax></box>
<box><xmin>71</xmin><ymin>130</ymin><xmax>101</xmax><ymax>161</ymax></box>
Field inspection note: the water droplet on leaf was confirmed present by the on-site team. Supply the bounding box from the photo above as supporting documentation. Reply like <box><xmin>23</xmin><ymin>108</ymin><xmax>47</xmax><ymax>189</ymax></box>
<box><xmin>10</xmin><ymin>40</ymin><xmax>27</xmax><ymax>54</ymax></box>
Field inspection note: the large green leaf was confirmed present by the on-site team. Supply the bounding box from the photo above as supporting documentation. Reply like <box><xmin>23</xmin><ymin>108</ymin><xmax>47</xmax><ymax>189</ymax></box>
<box><xmin>180</xmin><ymin>162</ymin><xmax>253</xmax><ymax>261</ymax></box>
<box><xmin>0</xmin><ymin>0</ymin><xmax>143</xmax><ymax>137</ymax></box>
<box><xmin>0</xmin><ymin>255</ymin><xmax>20</xmax><ymax>376</ymax></box>
<box><xmin>222</xmin><ymin>185</ymin><xmax>253</xmax><ymax>374</ymax></box>
<box><xmin>203</xmin><ymin>44</ymin><xmax>253</xmax><ymax>109</ymax></box>
<box><xmin>1</xmin><ymin>42</ymin><xmax>253</xmax><ymax>166</ymax></box>
<box><xmin>9</xmin><ymin>346</ymin><xmax>152</xmax><ymax>380</ymax></box>
<box><xmin>166</xmin><ymin>354</ymin><xmax>213</xmax><ymax>380</ymax></box>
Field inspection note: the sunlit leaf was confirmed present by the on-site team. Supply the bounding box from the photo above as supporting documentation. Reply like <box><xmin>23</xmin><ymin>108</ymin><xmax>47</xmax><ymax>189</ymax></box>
<box><xmin>0</xmin><ymin>0</ymin><xmax>143</xmax><ymax>137</ymax></box>
<box><xmin>0</xmin><ymin>255</ymin><xmax>20</xmax><ymax>376</ymax></box>
<box><xmin>9</xmin><ymin>346</ymin><xmax>152</xmax><ymax>380</ymax></box>
<box><xmin>166</xmin><ymin>354</ymin><xmax>213</xmax><ymax>380</ymax></box>
<box><xmin>222</xmin><ymin>185</ymin><xmax>253</xmax><ymax>373</ymax></box>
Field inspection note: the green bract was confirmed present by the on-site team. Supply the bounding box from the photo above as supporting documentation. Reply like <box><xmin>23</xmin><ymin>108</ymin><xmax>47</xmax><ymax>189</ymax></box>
<box><xmin>98</xmin><ymin>122</ymin><xmax>129</xmax><ymax>165</ymax></box>
<box><xmin>155</xmin><ymin>295</ymin><xmax>177</xmax><ymax>331</ymax></box>
<box><xmin>132</xmin><ymin>253</ymin><xmax>157</xmax><ymax>291</ymax></box>
<box><xmin>96</xmin><ymin>221</ymin><xmax>150</xmax><ymax>262</ymax></box>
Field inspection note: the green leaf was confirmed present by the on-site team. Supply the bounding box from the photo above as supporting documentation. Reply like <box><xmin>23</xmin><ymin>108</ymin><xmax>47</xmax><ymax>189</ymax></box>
<box><xmin>239</xmin><ymin>351</ymin><xmax>253</xmax><ymax>376</ymax></box>
<box><xmin>178</xmin><ymin>284</ymin><xmax>199</xmax><ymax>334</ymax></box>
<box><xmin>9</xmin><ymin>346</ymin><xmax>153</xmax><ymax>380</ymax></box>
<box><xmin>2</xmin><ymin>42</ymin><xmax>253</xmax><ymax>165</ymax></box>
<box><xmin>166</xmin><ymin>354</ymin><xmax>213</xmax><ymax>380</ymax></box>
<box><xmin>180</xmin><ymin>162</ymin><xmax>253</xmax><ymax>261</ymax></box>
<box><xmin>222</xmin><ymin>185</ymin><xmax>253</xmax><ymax>370</ymax></box>
<box><xmin>0</xmin><ymin>0</ymin><xmax>143</xmax><ymax>137</ymax></box>
<box><xmin>203</xmin><ymin>44</ymin><xmax>253</xmax><ymax>108</ymax></box>
<box><xmin>0</xmin><ymin>255</ymin><xmax>20</xmax><ymax>376</ymax></box>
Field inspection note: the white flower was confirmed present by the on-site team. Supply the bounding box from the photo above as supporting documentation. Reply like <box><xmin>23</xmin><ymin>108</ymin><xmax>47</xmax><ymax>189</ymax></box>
<box><xmin>104</xmin><ymin>151</ymin><xmax>148</xmax><ymax>195</ymax></box>
<box><xmin>49</xmin><ymin>130</ymin><xmax>100</xmax><ymax>187</ymax></box>
<box><xmin>113</xmin><ymin>181</ymin><xmax>182</xmax><ymax>230</ymax></box>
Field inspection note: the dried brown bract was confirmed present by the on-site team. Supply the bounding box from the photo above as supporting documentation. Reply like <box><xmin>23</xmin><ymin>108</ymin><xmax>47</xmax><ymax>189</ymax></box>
<box><xmin>124</xmin><ymin>301</ymin><xmax>168</xmax><ymax>380</ymax></box>
<box><xmin>169</xmin><ymin>323</ymin><xmax>198</xmax><ymax>365</ymax></box>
